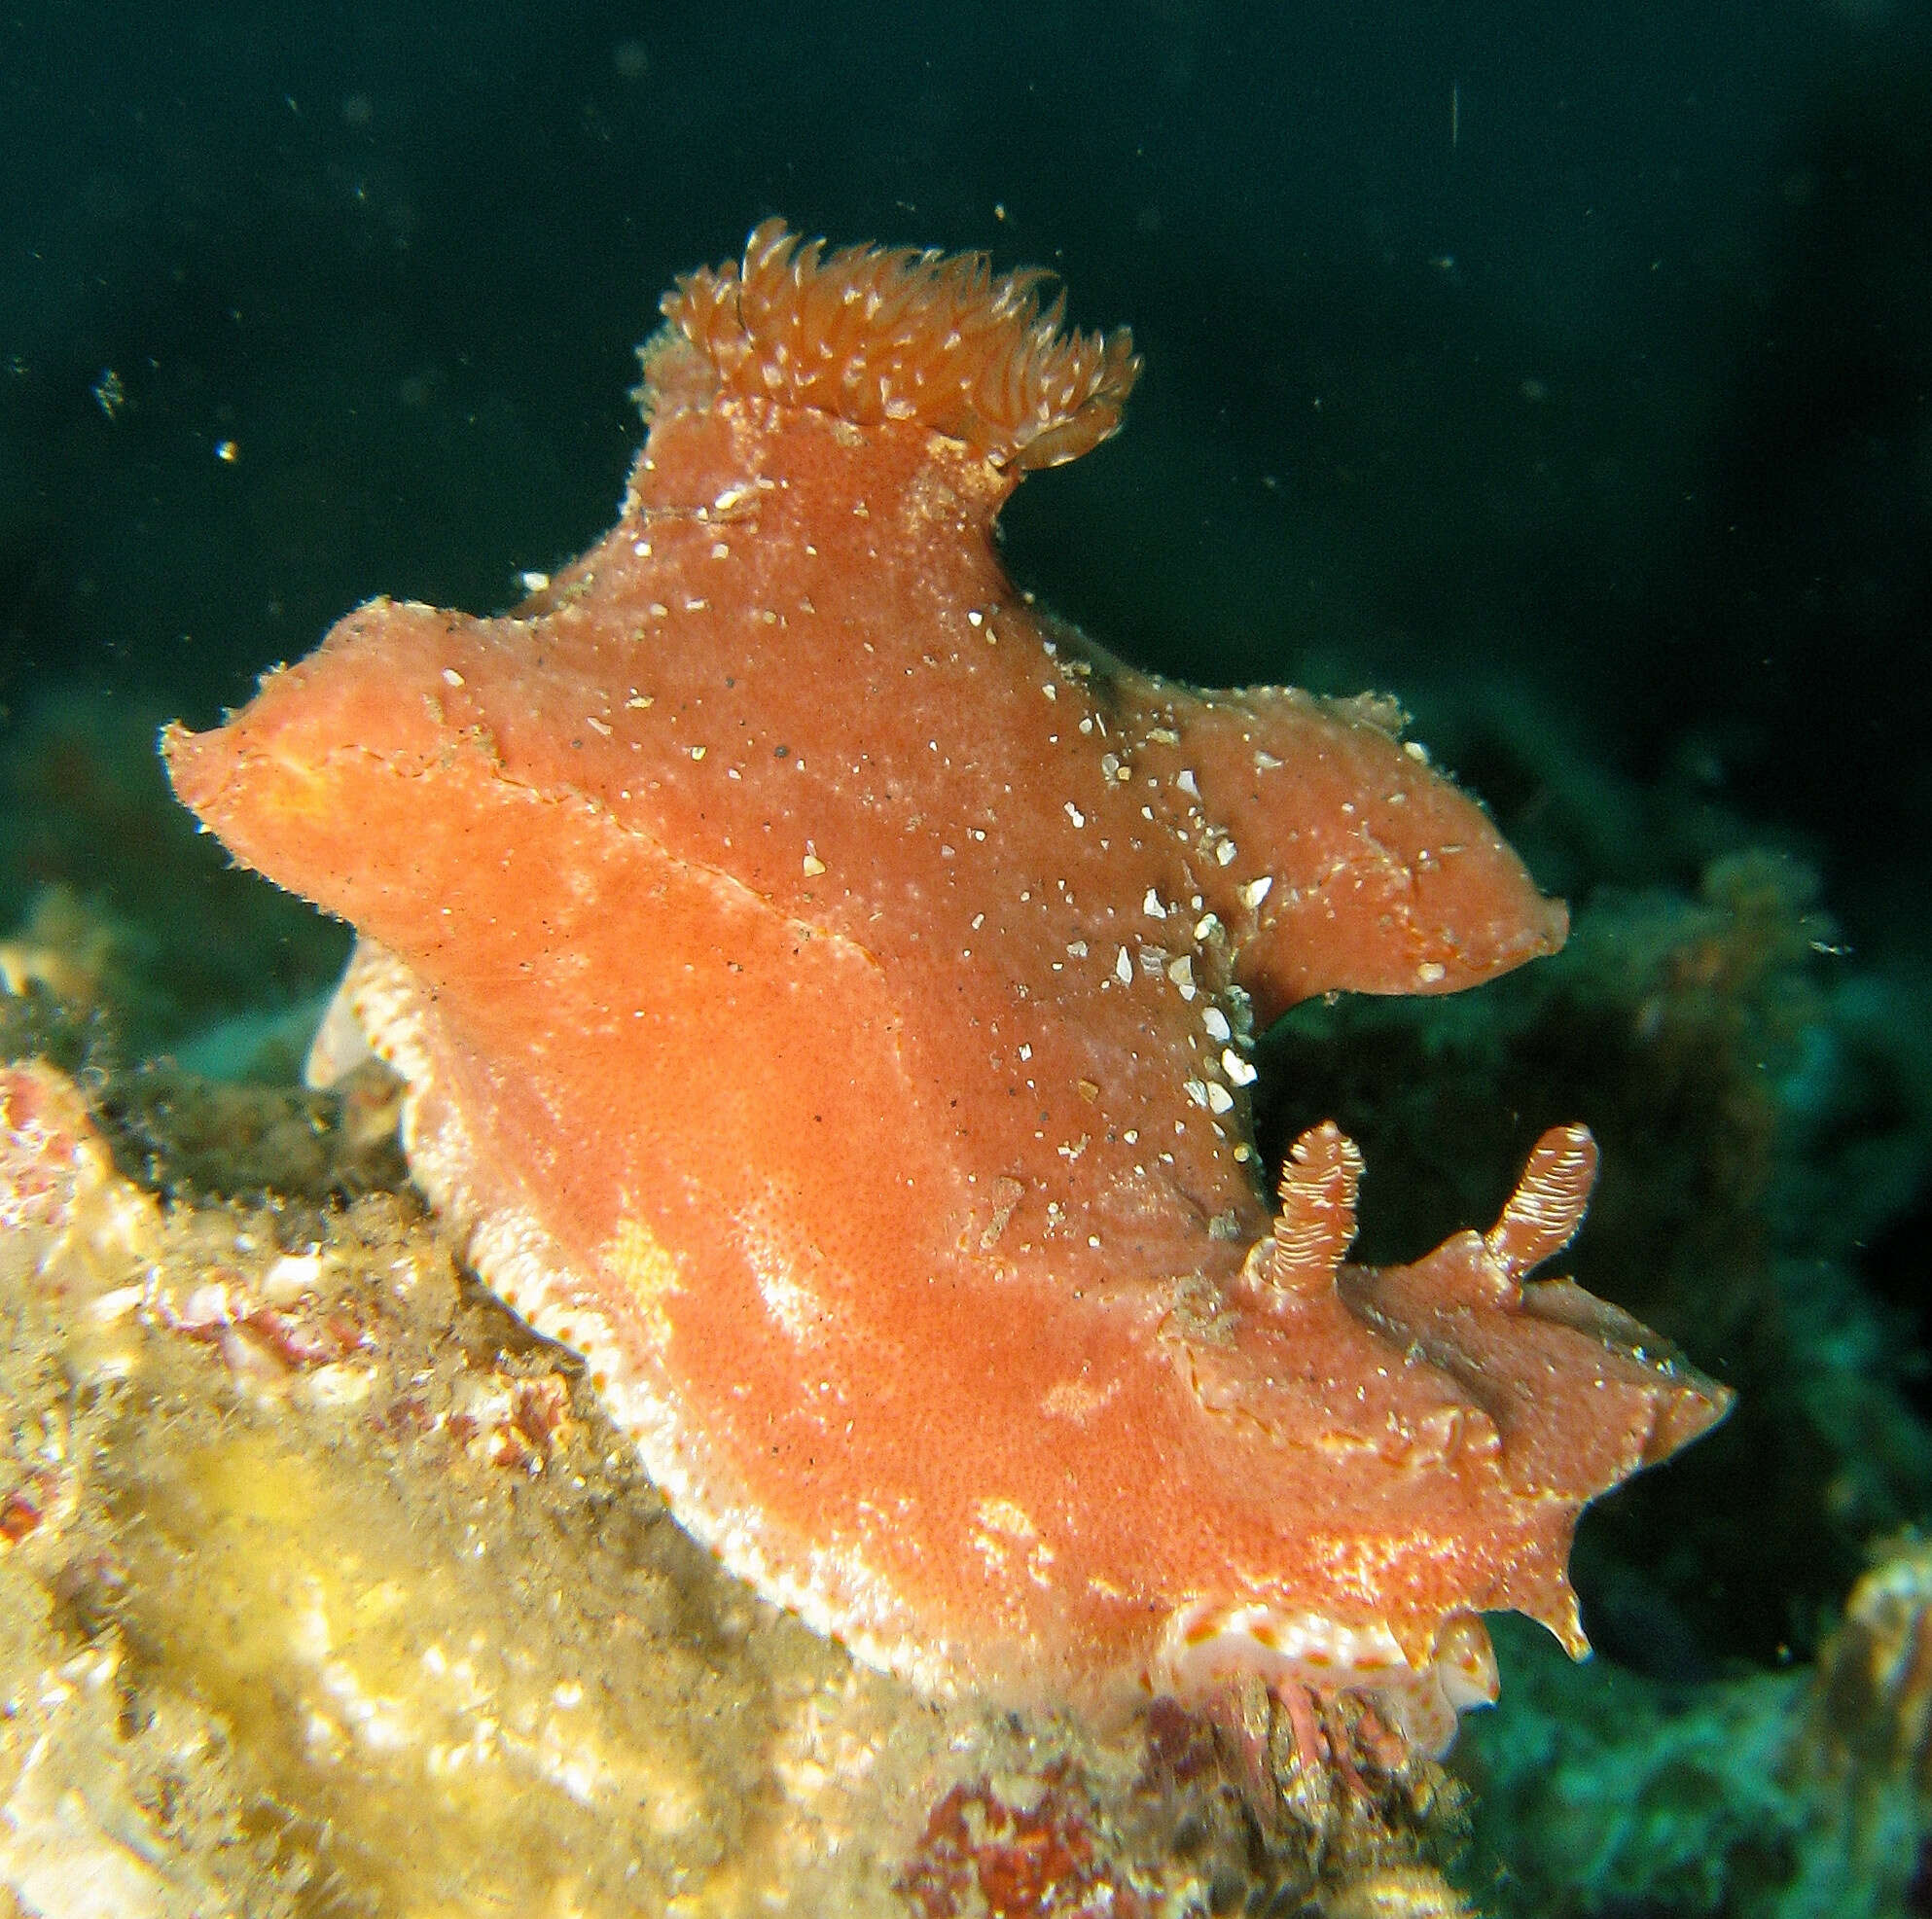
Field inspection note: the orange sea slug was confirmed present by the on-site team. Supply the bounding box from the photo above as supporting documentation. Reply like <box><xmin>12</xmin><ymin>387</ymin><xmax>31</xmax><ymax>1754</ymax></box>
<box><xmin>164</xmin><ymin>220</ymin><xmax>1732</xmax><ymax>1754</ymax></box>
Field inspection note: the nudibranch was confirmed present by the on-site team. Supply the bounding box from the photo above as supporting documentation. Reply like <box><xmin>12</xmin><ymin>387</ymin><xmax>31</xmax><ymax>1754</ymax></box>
<box><xmin>165</xmin><ymin>221</ymin><xmax>1732</xmax><ymax>1754</ymax></box>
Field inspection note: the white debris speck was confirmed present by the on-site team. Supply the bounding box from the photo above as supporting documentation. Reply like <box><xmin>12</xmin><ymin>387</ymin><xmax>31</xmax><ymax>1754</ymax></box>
<box><xmin>1194</xmin><ymin>912</ymin><xmax>1221</xmax><ymax>942</ymax></box>
<box><xmin>1222</xmin><ymin>1049</ymin><xmax>1258</xmax><ymax>1087</ymax></box>
<box><xmin>802</xmin><ymin>848</ymin><xmax>826</xmax><ymax>876</ymax></box>
<box><xmin>1176</xmin><ymin>768</ymin><xmax>1200</xmax><ymax>798</ymax></box>
<box><xmin>967</xmin><ymin>609</ymin><xmax>984</xmax><ymax>626</ymax></box>
<box><xmin>298</xmin><ymin>1363</ymin><xmax>376</xmax><ymax>1411</ymax></box>
<box><xmin>1166</xmin><ymin>955</ymin><xmax>1197</xmax><ymax>1001</ymax></box>
<box><xmin>1115</xmin><ymin>946</ymin><xmax>1132</xmax><ymax>984</ymax></box>
<box><xmin>632</xmin><ymin>539</ymin><xmax>652</xmax><ymax>556</ymax></box>
<box><xmin>1143</xmin><ymin>887</ymin><xmax>1165</xmax><ymax>920</ymax></box>
<box><xmin>1204</xmin><ymin>1081</ymin><xmax>1235</xmax><ymax>1115</ymax></box>
<box><xmin>1202</xmin><ymin>1007</ymin><xmax>1232</xmax><ymax>1043</ymax></box>
<box><xmin>264</xmin><ymin>1252</ymin><xmax>323</xmax><ymax>1301</ymax></box>
<box><xmin>1064</xmin><ymin>802</ymin><xmax>1085</xmax><ymax>828</ymax></box>
<box><xmin>1066</xmin><ymin>940</ymin><xmax>1089</xmax><ymax>958</ymax></box>
<box><xmin>1185</xmin><ymin>1079</ymin><xmax>1210</xmax><ymax>1109</ymax></box>
<box><xmin>441</xmin><ymin>667</ymin><xmax>465</xmax><ymax>688</ymax></box>
<box><xmin>689</xmin><ymin>744</ymin><xmax>705</xmax><ymax>760</ymax></box>
<box><xmin>519</xmin><ymin>569</ymin><xmax>551</xmax><ymax>593</ymax></box>
<box><xmin>1042</xmin><ymin>683</ymin><xmax>1057</xmax><ymax>701</ymax></box>
<box><xmin>710</xmin><ymin>542</ymin><xmax>731</xmax><ymax>559</ymax></box>
<box><xmin>1404</xmin><ymin>739</ymin><xmax>1430</xmax><ymax>764</ymax></box>
<box><xmin>587</xmin><ymin>716</ymin><xmax>613</xmax><ymax>737</ymax></box>
<box><xmin>1242</xmin><ymin>875</ymin><xmax>1274</xmax><ymax>909</ymax></box>
<box><xmin>89</xmin><ymin>1283</ymin><xmax>144</xmax><ymax>1326</ymax></box>
<box><xmin>1216</xmin><ymin>838</ymin><xmax>1237</xmax><ymax>866</ymax></box>
<box><xmin>1418</xmin><ymin>960</ymin><xmax>1448</xmax><ymax>984</ymax></box>
<box><xmin>1019</xmin><ymin>1044</ymin><xmax>1032</xmax><ymax>1061</ymax></box>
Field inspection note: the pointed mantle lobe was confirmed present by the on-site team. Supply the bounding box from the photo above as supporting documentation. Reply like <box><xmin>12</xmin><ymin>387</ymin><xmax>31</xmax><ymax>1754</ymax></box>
<box><xmin>165</xmin><ymin>221</ymin><xmax>1731</xmax><ymax>1754</ymax></box>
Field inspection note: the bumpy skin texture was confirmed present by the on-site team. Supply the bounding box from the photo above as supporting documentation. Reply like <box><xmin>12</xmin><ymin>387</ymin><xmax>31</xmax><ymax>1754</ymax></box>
<box><xmin>165</xmin><ymin>226</ymin><xmax>1730</xmax><ymax>1748</ymax></box>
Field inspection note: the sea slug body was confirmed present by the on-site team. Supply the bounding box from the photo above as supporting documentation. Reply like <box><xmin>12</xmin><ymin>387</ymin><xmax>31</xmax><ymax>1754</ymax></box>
<box><xmin>164</xmin><ymin>220</ymin><xmax>1732</xmax><ymax>1754</ymax></box>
